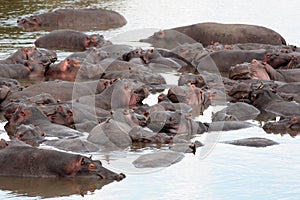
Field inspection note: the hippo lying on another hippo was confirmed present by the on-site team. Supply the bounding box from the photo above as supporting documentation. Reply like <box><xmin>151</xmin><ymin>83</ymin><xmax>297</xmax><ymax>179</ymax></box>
<box><xmin>17</xmin><ymin>8</ymin><xmax>127</xmax><ymax>31</ymax></box>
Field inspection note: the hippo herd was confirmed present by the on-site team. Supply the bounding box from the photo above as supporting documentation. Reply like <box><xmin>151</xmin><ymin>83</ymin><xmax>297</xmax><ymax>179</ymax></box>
<box><xmin>0</xmin><ymin>7</ymin><xmax>299</xmax><ymax>182</ymax></box>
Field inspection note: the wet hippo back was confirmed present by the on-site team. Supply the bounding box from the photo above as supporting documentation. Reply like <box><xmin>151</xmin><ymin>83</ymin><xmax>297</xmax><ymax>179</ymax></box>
<box><xmin>172</xmin><ymin>22</ymin><xmax>286</xmax><ymax>46</ymax></box>
<box><xmin>18</xmin><ymin>8</ymin><xmax>127</xmax><ymax>31</ymax></box>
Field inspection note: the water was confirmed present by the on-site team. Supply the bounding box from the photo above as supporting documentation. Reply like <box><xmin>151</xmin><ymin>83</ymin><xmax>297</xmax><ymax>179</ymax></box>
<box><xmin>1</xmin><ymin>0</ymin><xmax>300</xmax><ymax>199</ymax></box>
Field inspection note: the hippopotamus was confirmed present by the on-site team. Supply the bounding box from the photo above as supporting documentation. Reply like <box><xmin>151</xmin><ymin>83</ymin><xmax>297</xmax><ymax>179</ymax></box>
<box><xmin>75</xmin><ymin>79</ymin><xmax>149</xmax><ymax>111</ymax></box>
<box><xmin>129</xmin><ymin>126</ymin><xmax>173</xmax><ymax>144</ymax></box>
<box><xmin>263</xmin><ymin>116</ymin><xmax>300</xmax><ymax>135</ymax></box>
<box><xmin>101</xmin><ymin>68</ymin><xmax>167</xmax><ymax>85</ymax></box>
<box><xmin>197</xmin><ymin>49</ymin><xmax>268</xmax><ymax>73</ymax></box>
<box><xmin>34</xmin><ymin>30</ymin><xmax>111</xmax><ymax>51</ymax></box>
<box><xmin>13</xmin><ymin>124</ymin><xmax>45</xmax><ymax>146</ymax></box>
<box><xmin>0</xmin><ymin>63</ymin><xmax>32</xmax><ymax>79</ymax></box>
<box><xmin>276</xmin><ymin>82</ymin><xmax>300</xmax><ymax>103</ymax></box>
<box><xmin>206</xmin><ymin>121</ymin><xmax>255</xmax><ymax>132</ymax></box>
<box><xmin>17</xmin><ymin>8</ymin><xmax>127</xmax><ymax>31</ymax></box>
<box><xmin>0</xmin><ymin>46</ymin><xmax>57</xmax><ymax>65</ymax></box>
<box><xmin>167</xmin><ymin>85</ymin><xmax>211</xmax><ymax>114</ymax></box>
<box><xmin>132</xmin><ymin>151</ymin><xmax>184</xmax><ymax>168</ymax></box>
<box><xmin>212</xmin><ymin>102</ymin><xmax>260</xmax><ymax>121</ymax></box>
<box><xmin>8</xmin><ymin>105</ymin><xmax>83</xmax><ymax>138</ymax></box>
<box><xmin>44</xmin><ymin>138</ymin><xmax>100</xmax><ymax>153</ymax></box>
<box><xmin>141</xmin><ymin>49</ymin><xmax>184</xmax><ymax>71</ymax></box>
<box><xmin>263</xmin><ymin>52</ymin><xmax>292</xmax><ymax>69</ymax></box>
<box><xmin>222</xmin><ymin>137</ymin><xmax>279</xmax><ymax>147</ymax></box>
<box><xmin>140</xmin><ymin>22</ymin><xmax>286</xmax><ymax>48</ymax></box>
<box><xmin>0</xmin><ymin>141</ymin><xmax>125</xmax><ymax>180</ymax></box>
<box><xmin>0</xmin><ymin>139</ymin><xmax>9</xmax><ymax>150</ymax></box>
<box><xmin>250</xmin><ymin>89</ymin><xmax>300</xmax><ymax>117</ymax></box>
<box><xmin>0</xmin><ymin>78</ymin><xmax>21</xmax><ymax>103</ymax></box>
<box><xmin>1</xmin><ymin>79</ymin><xmax>113</xmax><ymax>108</ymax></box>
<box><xmin>87</xmin><ymin>120</ymin><xmax>132</xmax><ymax>150</ymax></box>
<box><xmin>0</xmin><ymin>47</ymin><xmax>57</xmax><ymax>78</ymax></box>
<box><xmin>170</xmin><ymin>43</ymin><xmax>210</xmax><ymax>66</ymax></box>
<box><xmin>229</xmin><ymin>59</ymin><xmax>300</xmax><ymax>82</ymax></box>
<box><xmin>146</xmin><ymin>110</ymin><xmax>207</xmax><ymax>135</ymax></box>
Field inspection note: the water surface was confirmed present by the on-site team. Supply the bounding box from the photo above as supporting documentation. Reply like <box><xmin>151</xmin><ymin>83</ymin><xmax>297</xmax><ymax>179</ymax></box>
<box><xmin>0</xmin><ymin>0</ymin><xmax>300</xmax><ymax>199</ymax></box>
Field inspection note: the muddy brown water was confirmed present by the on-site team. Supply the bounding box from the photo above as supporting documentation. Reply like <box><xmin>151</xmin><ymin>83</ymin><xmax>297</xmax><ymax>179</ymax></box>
<box><xmin>0</xmin><ymin>0</ymin><xmax>300</xmax><ymax>199</ymax></box>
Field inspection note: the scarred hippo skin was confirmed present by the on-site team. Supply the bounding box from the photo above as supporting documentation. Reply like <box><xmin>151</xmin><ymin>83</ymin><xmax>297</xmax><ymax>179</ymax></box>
<box><xmin>222</xmin><ymin>137</ymin><xmax>279</xmax><ymax>147</ymax></box>
<box><xmin>17</xmin><ymin>8</ymin><xmax>127</xmax><ymax>31</ymax></box>
<box><xmin>140</xmin><ymin>22</ymin><xmax>286</xmax><ymax>48</ymax></box>
<box><xmin>263</xmin><ymin>116</ymin><xmax>300</xmax><ymax>135</ymax></box>
<box><xmin>34</xmin><ymin>30</ymin><xmax>111</xmax><ymax>51</ymax></box>
<box><xmin>0</xmin><ymin>142</ymin><xmax>125</xmax><ymax>180</ymax></box>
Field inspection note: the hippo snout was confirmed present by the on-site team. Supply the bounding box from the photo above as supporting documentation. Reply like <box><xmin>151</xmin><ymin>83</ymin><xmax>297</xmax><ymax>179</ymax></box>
<box><xmin>115</xmin><ymin>173</ymin><xmax>126</xmax><ymax>182</ymax></box>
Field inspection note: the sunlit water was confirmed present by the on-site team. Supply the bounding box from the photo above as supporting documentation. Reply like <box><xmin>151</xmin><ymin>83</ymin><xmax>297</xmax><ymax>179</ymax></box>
<box><xmin>0</xmin><ymin>0</ymin><xmax>300</xmax><ymax>199</ymax></box>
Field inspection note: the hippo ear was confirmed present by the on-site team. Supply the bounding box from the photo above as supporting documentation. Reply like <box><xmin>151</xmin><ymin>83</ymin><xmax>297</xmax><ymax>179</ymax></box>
<box><xmin>56</xmin><ymin>105</ymin><xmax>63</xmax><ymax>112</ymax></box>
<box><xmin>91</xmin><ymin>36</ymin><xmax>98</xmax><ymax>43</ymax></box>
<box><xmin>80</xmin><ymin>157</ymin><xmax>86</xmax><ymax>166</ymax></box>
<box><xmin>158</xmin><ymin>30</ymin><xmax>165</xmax><ymax>38</ymax></box>
<box><xmin>23</xmin><ymin>109</ymin><xmax>31</xmax><ymax>117</ymax></box>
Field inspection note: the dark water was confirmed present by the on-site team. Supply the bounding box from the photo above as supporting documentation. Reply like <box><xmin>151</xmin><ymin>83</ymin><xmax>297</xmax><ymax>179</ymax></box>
<box><xmin>0</xmin><ymin>0</ymin><xmax>300</xmax><ymax>199</ymax></box>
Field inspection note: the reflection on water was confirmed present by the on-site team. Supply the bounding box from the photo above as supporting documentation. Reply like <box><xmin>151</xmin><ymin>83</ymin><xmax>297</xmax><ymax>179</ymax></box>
<box><xmin>0</xmin><ymin>176</ymin><xmax>113</xmax><ymax>198</ymax></box>
<box><xmin>1</xmin><ymin>0</ymin><xmax>300</xmax><ymax>199</ymax></box>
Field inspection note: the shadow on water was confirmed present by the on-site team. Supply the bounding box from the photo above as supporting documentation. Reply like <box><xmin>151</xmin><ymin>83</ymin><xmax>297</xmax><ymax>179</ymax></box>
<box><xmin>0</xmin><ymin>176</ymin><xmax>113</xmax><ymax>198</ymax></box>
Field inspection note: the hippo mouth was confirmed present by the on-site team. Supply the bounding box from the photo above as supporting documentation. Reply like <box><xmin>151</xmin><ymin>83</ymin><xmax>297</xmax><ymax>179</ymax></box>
<box><xmin>96</xmin><ymin>173</ymin><xmax>126</xmax><ymax>182</ymax></box>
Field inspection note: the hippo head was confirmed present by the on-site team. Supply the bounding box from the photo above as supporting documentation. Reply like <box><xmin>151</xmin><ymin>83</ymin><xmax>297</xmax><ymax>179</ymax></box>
<box><xmin>229</xmin><ymin>60</ymin><xmax>271</xmax><ymax>81</ymax></box>
<box><xmin>263</xmin><ymin>116</ymin><xmax>300</xmax><ymax>136</ymax></box>
<box><xmin>0</xmin><ymin>139</ymin><xmax>9</xmax><ymax>150</ymax></box>
<box><xmin>70</xmin><ymin>155</ymin><xmax>126</xmax><ymax>181</ymax></box>
<box><xmin>140</xmin><ymin>29</ymin><xmax>196</xmax><ymax>49</ymax></box>
<box><xmin>17</xmin><ymin>16</ymin><xmax>42</xmax><ymax>29</ymax></box>
<box><xmin>263</xmin><ymin>52</ymin><xmax>291</xmax><ymax>69</ymax></box>
<box><xmin>45</xmin><ymin>58</ymin><xmax>81</xmax><ymax>81</ymax></box>
<box><xmin>88</xmin><ymin>34</ymin><xmax>112</xmax><ymax>48</ymax></box>
<box><xmin>10</xmin><ymin>105</ymin><xmax>48</xmax><ymax>126</ymax></box>
<box><xmin>14</xmin><ymin>124</ymin><xmax>45</xmax><ymax>147</ymax></box>
<box><xmin>167</xmin><ymin>85</ymin><xmax>210</xmax><ymax>109</ymax></box>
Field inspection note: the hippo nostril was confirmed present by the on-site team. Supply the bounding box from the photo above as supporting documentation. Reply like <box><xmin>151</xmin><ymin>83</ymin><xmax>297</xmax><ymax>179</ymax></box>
<box><xmin>115</xmin><ymin>173</ymin><xmax>126</xmax><ymax>181</ymax></box>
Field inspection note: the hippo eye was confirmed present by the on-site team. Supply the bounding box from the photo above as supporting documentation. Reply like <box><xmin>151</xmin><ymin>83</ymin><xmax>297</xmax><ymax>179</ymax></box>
<box><xmin>17</xmin><ymin>133</ymin><xmax>24</xmax><ymax>138</ymax></box>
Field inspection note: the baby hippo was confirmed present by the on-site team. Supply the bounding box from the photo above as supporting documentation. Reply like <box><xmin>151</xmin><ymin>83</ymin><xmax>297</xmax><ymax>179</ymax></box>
<box><xmin>0</xmin><ymin>141</ymin><xmax>125</xmax><ymax>181</ymax></box>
